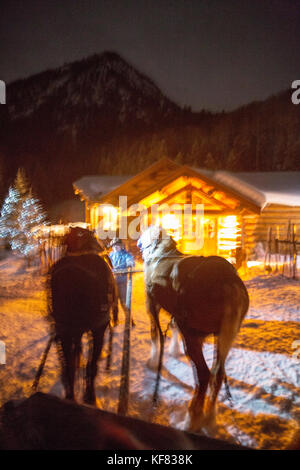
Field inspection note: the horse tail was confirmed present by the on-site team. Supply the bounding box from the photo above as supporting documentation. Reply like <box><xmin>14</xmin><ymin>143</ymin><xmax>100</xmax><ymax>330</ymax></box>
<box><xmin>152</xmin><ymin>315</ymin><xmax>165</xmax><ymax>408</ymax></box>
<box><xmin>208</xmin><ymin>281</ymin><xmax>248</xmax><ymax>416</ymax></box>
<box><xmin>214</xmin><ymin>282</ymin><xmax>247</xmax><ymax>379</ymax></box>
<box><xmin>217</xmin><ymin>282</ymin><xmax>247</xmax><ymax>362</ymax></box>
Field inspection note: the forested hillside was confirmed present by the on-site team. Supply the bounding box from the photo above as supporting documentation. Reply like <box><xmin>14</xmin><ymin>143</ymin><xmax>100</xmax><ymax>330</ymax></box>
<box><xmin>0</xmin><ymin>52</ymin><xmax>299</xmax><ymax>208</ymax></box>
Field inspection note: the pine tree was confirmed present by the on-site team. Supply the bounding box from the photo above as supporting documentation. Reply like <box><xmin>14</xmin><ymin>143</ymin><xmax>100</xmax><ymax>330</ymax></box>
<box><xmin>0</xmin><ymin>185</ymin><xmax>22</xmax><ymax>246</ymax></box>
<box><xmin>204</xmin><ymin>152</ymin><xmax>217</xmax><ymax>169</ymax></box>
<box><xmin>15</xmin><ymin>167</ymin><xmax>29</xmax><ymax>197</ymax></box>
<box><xmin>0</xmin><ymin>168</ymin><xmax>47</xmax><ymax>256</ymax></box>
<box><xmin>174</xmin><ymin>151</ymin><xmax>184</xmax><ymax>164</ymax></box>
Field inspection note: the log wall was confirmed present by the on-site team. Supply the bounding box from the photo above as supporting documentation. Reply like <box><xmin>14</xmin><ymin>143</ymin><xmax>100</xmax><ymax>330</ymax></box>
<box><xmin>243</xmin><ymin>204</ymin><xmax>300</xmax><ymax>254</ymax></box>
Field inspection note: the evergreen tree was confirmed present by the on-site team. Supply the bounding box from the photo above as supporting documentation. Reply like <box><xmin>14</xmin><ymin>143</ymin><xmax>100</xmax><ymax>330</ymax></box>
<box><xmin>0</xmin><ymin>185</ymin><xmax>22</xmax><ymax>246</ymax></box>
<box><xmin>204</xmin><ymin>152</ymin><xmax>218</xmax><ymax>169</ymax></box>
<box><xmin>0</xmin><ymin>168</ymin><xmax>47</xmax><ymax>256</ymax></box>
<box><xmin>174</xmin><ymin>151</ymin><xmax>184</xmax><ymax>164</ymax></box>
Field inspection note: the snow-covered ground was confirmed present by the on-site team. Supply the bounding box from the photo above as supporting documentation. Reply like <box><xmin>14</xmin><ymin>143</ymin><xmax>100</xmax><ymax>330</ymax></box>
<box><xmin>0</xmin><ymin>253</ymin><xmax>299</xmax><ymax>449</ymax></box>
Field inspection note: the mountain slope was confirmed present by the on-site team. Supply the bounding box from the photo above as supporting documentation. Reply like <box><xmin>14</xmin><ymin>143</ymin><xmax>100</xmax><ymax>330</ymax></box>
<box><xmin>7</xmin><ymin>51</ymin><xmax>181</xmax><ymax>127</ymax></box>
<box><xmin>0</xmin><ymin>51</ymin><xmax>299</xmax><ymax>209</ymax></box>
<box><xmin>0</xmin><ymin>52</ymin><xmax>187</xmax><ymax>205</ymax></box>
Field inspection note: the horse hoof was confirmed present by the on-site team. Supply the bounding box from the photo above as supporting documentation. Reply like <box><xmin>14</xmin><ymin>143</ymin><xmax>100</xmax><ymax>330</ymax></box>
<box><xmin>201</xmin><ymin>414</ymin><xmax>217</xmax><ymax>436</ymax></box>
<box><xmin>183</xmin><ymin>413</ymin><xmax>192</xmax><ymax>431</ymax></box>
<box><xmin>65</xmin><ymin>394</ymin><xmax>76</xmax><ymax>402</ymax></box>
<box><xmin>183</xmin><ymin>412</ymin><xmax>206</xmax><ymax>434</ymax></box>
<box><xmin>84</xmin><ymin>399</ymin><xmax>96</xmax><ymax>406</ymax></box>
<box><xmin>83</xmin><ymin>393</ymin><xmax>96</xmax><ymax>406</ymax></box>
<box><xmin>85</xmin><ymin>397</ymin><xmax>101</xmax><ymax>408</ymax></box>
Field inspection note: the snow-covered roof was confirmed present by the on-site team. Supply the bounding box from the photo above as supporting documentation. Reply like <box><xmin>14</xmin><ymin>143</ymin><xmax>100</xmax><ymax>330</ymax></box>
<box><xmin>233</xmin><ymin>172</ymin><xmax>300</xmax><ymax>207</ymax></box>
<box><xmin>192</xmin><ymin>168</ymin><xmax>300</xmax><ymax>208</ymax></box>
<box><xmin>74</xmin><ymin>164</ymin><xmax>300</xmax><ymax>209</ymax></box>
<box><xmin>73</xmin><ymin>175</ymin><xmax>132</xmax><ymax>201</ymax></box>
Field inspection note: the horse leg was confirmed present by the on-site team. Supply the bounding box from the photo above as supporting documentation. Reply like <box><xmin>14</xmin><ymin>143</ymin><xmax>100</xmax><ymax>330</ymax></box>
<box><xmin>60</xmin><ymin>335</ymin><xmax>76</xmax><ymax>401</ymax></box>
<box><xmin>146</xmin><ymin>296</ymin><xmax>162</xmax><ymax>370</ymax></box>
<box><xmin>182</xmin><ymin>332</ymin><xmax>210</xmax><ymax>432</ymax></box>
<box><xmin>206</xmin><ymin>338</ymin><xmax>236</xmax><ymax>425</ymax></box>
<box><xmin>147</xmin><ymin>315</ymin><xmax>160</xmax><ymax>369</ymax></box>
<box><xmin>169</xmin><ymin>318</ymin><xmax>181</xmax><ymax>357</ymax></box>
<box><xmin>84</xmin><ymin>324</ymin><xmax>107</xmax><ymax>405</ymax></box>
<box><xmin>73</xmin><ymin>336</ymin><xmax>83</xmax><ymax>398</ymax></box>
<box><xmin>206</xmin><ymin>299</ymin><xmax>243</xmax><ymax>425</ymax></box>
<box><xmin>205</xmin><ymin>341</ymin><xmax>226</xmax><ymax>428</ymax></box>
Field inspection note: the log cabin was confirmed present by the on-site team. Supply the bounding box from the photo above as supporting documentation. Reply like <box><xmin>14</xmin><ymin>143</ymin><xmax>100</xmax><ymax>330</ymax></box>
<box><xmin>73</xmin><ymin>158</ymin><xmax>300</xmax><ymax>263</ymax></box>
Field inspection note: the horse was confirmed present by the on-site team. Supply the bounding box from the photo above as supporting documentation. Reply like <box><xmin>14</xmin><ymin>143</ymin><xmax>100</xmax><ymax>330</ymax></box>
<box><xmin>137</xmin><ymin>225</ymin><xmax>249</xmax><ymax>432</ymax></box>
<box><xmin>49</xmin><ymin>227</ymin><xmax>118</xmax><ymax>405</ymax></box>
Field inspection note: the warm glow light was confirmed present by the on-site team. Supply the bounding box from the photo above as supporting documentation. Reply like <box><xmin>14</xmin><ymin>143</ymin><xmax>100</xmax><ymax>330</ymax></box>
<box><xmin>155</xmin><ymin>212</ymin><xmax>181</xmax><ymax>241</ymax></box>
<box><xmin>161</xmin><ymin>213</ymin><xmax>180</xmax><ymax>230</ymax></box>
<box><xmin>32</xmin><ymin>223</ymin><xmax>90</xmax><ymax>237</ymax></box>
<box><xmin>32</xmin><ymin>225</ymin><xmax>67</xmax><ymax>237</ymax></box>
<box><xmin>218</xmin><ymin>215</ymin><xmax>239</xmax><ymax>253</ymax></box>
<box><xmin>90</xmin><ymin>206</ymin><xmax>97</xmax><ymax>229</ymax></box>
<box><xmin>101</xmin><ymin>205</ymin><xmax>118</xmax><ymax>231</ymax></box>
<box><xmin>139</xmin><ymin>191</ymin><xmax>162</xmax><ymax>208</ymax></box>
<box><xmin>247</xmin><ymin>260</ymin><xmax>263</xmax><ymax>267</ymax></box>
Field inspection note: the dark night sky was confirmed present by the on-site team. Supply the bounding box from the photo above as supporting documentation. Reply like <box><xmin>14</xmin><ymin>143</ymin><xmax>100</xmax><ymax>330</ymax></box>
<box><xmin>1</xmin><ymin>0</ymin><xmax>300</xmax><ymax>111</ymax></box>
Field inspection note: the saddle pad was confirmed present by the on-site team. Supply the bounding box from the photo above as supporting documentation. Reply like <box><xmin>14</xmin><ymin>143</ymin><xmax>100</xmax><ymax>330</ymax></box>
<box><xmin>170</xmin><ymin>255</ymin><xmax>236</xmax><ymax>294</ymax></box>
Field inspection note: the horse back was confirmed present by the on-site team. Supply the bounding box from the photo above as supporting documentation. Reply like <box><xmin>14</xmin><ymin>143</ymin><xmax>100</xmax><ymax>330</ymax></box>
<box><xmin>171</xmin><ymin>255</ymin><xmax>244</xmax><ymax>289</ymax></box>
<box><xmin>50</xmin><ymin>254</ymin><xmax>113</xmax><ymax>331</ymax></box>
<box><xmin>170</xmin><ymin>255</ymin><xmax>249</xmax><ymax>334</ymax></box>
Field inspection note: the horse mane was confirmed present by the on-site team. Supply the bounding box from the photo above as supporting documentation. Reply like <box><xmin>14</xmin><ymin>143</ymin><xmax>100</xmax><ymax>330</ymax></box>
<box><xmin>138</xmin><ymin>226</ymin><xmax>184</xmax><ymax>264</ymax></box>
<box><xmin>153</xmin><ymin>237</ymin><xmax>181</xmax><ymax>258</ymax></box>
<box><xmin>64</xmin><ymin>227</ymin><xmax>104</xmax><ymax>254</ymax></box>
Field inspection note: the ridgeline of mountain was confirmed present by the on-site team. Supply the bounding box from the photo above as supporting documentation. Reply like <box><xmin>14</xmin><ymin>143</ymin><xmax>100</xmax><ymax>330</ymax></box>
<box><xmin>0</xmin><ymin>51</ymin><xmax>299</xmax><ymax>209</ymax></box>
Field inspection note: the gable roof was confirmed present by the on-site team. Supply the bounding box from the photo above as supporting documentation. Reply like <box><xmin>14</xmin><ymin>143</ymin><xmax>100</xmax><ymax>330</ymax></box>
<box><xmin>74</xmin><ymin>158</ymin><xmax>262</xmax><ymax>214</ymax></box>
<box><xmin>74</xmin><ymin>158</ymin><xmax>180</xmax><ymax>203</ymax></box>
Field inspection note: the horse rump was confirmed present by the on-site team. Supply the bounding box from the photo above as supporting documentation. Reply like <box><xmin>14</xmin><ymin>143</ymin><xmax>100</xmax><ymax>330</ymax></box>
<box><xmin>170</xmin><ymin>255</ymin><xmax>249</xmax><ymax>334</ymax></box>
<box><xmin>50</xmin><ymin>254</ymin><xmax>112</xmax><ymax>331</ymax></box>
<box><xmin>48</xmin><ymin>253</ymin><xmax>117</xmax><ymax>403</ymax></box>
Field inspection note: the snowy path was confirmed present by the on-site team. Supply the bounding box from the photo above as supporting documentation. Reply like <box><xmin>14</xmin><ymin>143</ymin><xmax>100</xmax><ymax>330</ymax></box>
<box><xmin>0</xmin><ymin>254</ymin><xmax>299</xmax><ymax>449</ymax></box>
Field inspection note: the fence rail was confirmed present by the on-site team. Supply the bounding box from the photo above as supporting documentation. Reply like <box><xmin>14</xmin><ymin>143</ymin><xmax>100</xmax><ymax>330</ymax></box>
<box><xmin>264</xmin><ymin>221</ymin><xmax>299</xmax><ymax>279</ymax></box>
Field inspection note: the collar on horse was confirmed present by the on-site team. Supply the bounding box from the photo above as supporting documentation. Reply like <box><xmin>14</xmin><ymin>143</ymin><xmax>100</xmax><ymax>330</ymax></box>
<box><xmin>148</xmin><ymin>249</ymin><xmax>185</xmax><ymax>264</ymax></box>
<box><xmin>144</xmin><ymin>238</ymin><xmax>185</xmax><ymax>266</ymax></box>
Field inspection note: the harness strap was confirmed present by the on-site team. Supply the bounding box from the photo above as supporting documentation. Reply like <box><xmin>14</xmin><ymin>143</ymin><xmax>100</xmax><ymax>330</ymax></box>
<box><xmin>66</xmin><ymin>250</ymin><xmax>103</xmax><ymax>257</ymax></box>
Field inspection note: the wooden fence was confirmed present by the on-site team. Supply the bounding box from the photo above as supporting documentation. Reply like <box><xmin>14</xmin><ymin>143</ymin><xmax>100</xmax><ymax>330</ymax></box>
<box><xmin>264</xmin><ymin>221</ymin><xmax>299</xmax><ymax>279</ymax></box>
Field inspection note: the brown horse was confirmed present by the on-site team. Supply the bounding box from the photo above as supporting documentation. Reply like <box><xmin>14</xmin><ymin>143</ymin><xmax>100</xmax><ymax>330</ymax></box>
<box><xmin>49</xmin><ymin>227</ymin><xmax>118</xmax><ymax>404</ymax></box>
<box><xmin>137</xmin><ymin>226</ymin><xmax>249</xmax><ymax>432</ymax></box>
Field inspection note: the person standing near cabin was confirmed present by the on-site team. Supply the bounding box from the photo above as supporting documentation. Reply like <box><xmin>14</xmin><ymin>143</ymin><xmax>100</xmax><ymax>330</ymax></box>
<box><xmin>109</xmin><ymin>238</ymin><xmax>135</xmax><ymax>310</ymax></box>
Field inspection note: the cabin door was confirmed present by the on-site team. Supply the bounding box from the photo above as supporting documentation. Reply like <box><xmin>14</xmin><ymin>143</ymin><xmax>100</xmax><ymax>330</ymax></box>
<box><xmin>180</xmin><ymin>216</ymin><xmax>218</xmax><ymax>255</ymax></box>
<box><xmin>203</xmin><ymin>217</ymin><xmax>218</xmax><ymax>256</ymax></box>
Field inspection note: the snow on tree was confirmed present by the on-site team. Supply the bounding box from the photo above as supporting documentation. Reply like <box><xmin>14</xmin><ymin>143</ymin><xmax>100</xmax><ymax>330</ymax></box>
<box><xmin>0</xmin><ymin>168</ymin><xmax>48</xmax><ymax>256</ymax></box>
